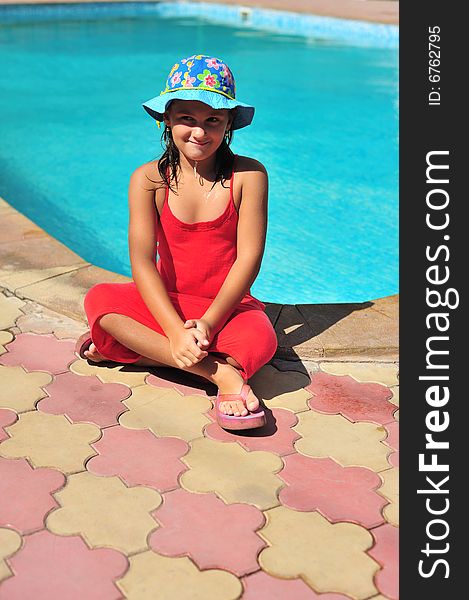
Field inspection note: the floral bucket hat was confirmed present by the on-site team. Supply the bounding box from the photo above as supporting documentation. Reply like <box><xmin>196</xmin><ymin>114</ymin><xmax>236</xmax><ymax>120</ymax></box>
<box><xmin>142</xmin><ymin>54</ymin><xmax>255</xmax><ymax>130</ymax></box>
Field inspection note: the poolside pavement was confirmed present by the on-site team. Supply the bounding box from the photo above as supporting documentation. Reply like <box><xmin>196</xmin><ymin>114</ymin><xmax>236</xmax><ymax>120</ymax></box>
<box><xmin>0</xmin><ymin>193</ymin><xmax>398</xmax><ymax>598</ymax></box>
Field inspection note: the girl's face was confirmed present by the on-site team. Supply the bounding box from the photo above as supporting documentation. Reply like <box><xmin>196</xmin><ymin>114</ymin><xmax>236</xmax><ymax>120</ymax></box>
<box><xmin>163</xmin><ymin>100</ymin><xmax>233</xmax><ymax>161</ymax></box>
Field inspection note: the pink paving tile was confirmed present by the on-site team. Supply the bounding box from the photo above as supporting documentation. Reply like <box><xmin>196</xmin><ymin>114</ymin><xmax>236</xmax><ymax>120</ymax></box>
<box><xmin>38</xmin><ymin>372</ymin><xmax>130</xmax><ymax>427</ymax></box>
<box><xmin>278</xmin><ymin>455</ymin><xmax>386</xmax><ymax>528</ymax></box>
<box><xmin>307</xmin><ymin>372</ymin><xmax>396</xmax><ymax>425</ymax></box>
<box><xmin>149</xmin><ymin>488</ymin><xmax>265</xmax><ymax>576</ymax></box>
<box><xmin>204</xmin><ymin>407</ymin><xmax>300</xmax><ymax>455</ymax></box>
<box><xmin>0</xmin><ymin>457</ymin><xmax>65</xmax><ymax>534</ymax></box>
<box><xmin>242</xmin><ymin>571</ymin><xmax>351</xmax><ymax>599</ymax></box>
<box><xmin>87</xmin><ymin>427</ymin><xmax>188</xmax><ymax>492</ymax></box>
<box><xmin>0</xmin><ymin>529</ymin><xmax>128</xmax><ymax>600</ymax></box>
<box><xmin>0</xmin><ymin>333</ymin><xmax>76</xmax><ymax>375</ymax></box>
<box><xmin>0</xmin><ymin>409</ymin><xmax>18</xmax><ymax>441</ymax></box>
<box><xmin>368</xmin><ymin>524</ymin><xmax>399</xmax><ymax>600</ymax></box>
<box><xmin>147</xmin><ymin>370</ymin><xmax>213</xmax><ymax>397</ymax></box>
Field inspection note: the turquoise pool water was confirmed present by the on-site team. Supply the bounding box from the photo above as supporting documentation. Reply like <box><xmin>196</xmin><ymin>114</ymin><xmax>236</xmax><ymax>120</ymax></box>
<box><xmin>0</xmin><ymin>5</ymin><xmax>398</xmax><ymax>304</ymax></box>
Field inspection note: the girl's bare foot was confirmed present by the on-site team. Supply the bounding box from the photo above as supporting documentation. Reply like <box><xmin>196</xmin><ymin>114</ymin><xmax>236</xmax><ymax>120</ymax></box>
<box><xmin>214</xmin><ymin>362</ymin><xmax>260</xmax><ymax>417</ymax></box>
<box><xmin>83</xmin><ymin>342</ymin><xmax>108</xmax><ymax>363</ymax></box>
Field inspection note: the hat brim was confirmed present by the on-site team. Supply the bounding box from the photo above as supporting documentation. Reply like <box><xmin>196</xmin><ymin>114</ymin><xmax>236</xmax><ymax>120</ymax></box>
<box><xmin>142</xmin><ymin>88</ymin><xmax>254</xmax><ymax>130</ymax></box>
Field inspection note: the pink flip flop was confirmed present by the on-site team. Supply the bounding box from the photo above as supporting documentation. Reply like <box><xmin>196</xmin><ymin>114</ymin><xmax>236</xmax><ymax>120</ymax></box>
<box><xmin>216</xmin><ymin>383</ymin><xmax>266</xmax><ymax>431</ymax></box>
<box><xmin>75</xmin><ymin>331</ymin><xmax>93</xmax><ymax>359</ymax></box>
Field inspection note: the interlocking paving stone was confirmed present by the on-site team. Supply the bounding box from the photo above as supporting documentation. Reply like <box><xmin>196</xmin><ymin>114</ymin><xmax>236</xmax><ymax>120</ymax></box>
<box><xmin>320</xmin><ymin>362</ymin><xmax>398</xmax><ymax>387</ymax></box>
<box><xmin>0</xmin><ymin>330</ymin><xmax>14</xmax><ymax>355</ymax></box>
<box><xmin>181</xmin><ymin>438</ymin><xmax>284</xmax><ymax>510</ymax></box>
<box><xmin>0</xmin><ymin>293</ymin><xmax>25</xmax><ymax>330</ymax></box>
<box><xmin>377</xmin><ymin>468</ymin><xmax>399</xmax><ymax>527</ymax></box>
<box><xmin>147</xmin><ymin>371</ymin><xmax>210</xmax><ymax>397</ymax></box>
<box><xmin>149</xmin><ymin>488</ymin><xmax>265</xmax><ymax>576</ymax></box>
<box><xmin>0</xmin><ymin>527</ymin><xmax>22</xmax><ymax>583</ymax></box>
<box><xmin>87</xmin><ymin>427</ymin><xmax>188</xmax><ymax>491</ymax></box>
<box><xmin>0</xmin><ymin>333</ymin><xmax>77</xmax><ymax>375</ymax></box>
<box><xmin>389</xmin><ymin>386</ymin><xmax>399</xmax><ymax>407</ymax></box>
<box><xmin>0</xmin><ymin>529</ymin><xmax>128</xmax><ymax>599</ymax></box>
<box><xmin>120</xmin><ymin>385</ymin><xmax>212</xmax><ymax>442</ymax></box>
<box><xmin>249</xmin><ymin>365</ymin><xmax>313</xmax><ymax>412</ymax></box>
<box><xmin>0</xmin><ymin>457</ymin><xmax>65</xmax><ymax>534</ymax></box>
<box><xmin>70</xmin><ymin>358</ymin><xmax>149</xmax><ymax>387</ymax></box>
<box><xmin>258</xmin><ymin>506</ymin><xmax>379</xmax><ymax>599</ymax></box>
<box><xmin>294</xmin><ymin>411</ymin><xmax>390</xmax><ymax>471</ymax></box>
<box><xmin>307</xmin><ymin>372</ymin><xmax>396</xmax><ymax>425</ymax></box>
<box><xmin>278</xmin><ymin>455</ymin><xmax>386</xmax><ymax>528</ymax></box>
<box><xmin>204</xmin><ymin>407</ymin><xmax>300</xmax><ymax>455</ymax></box>
<box><xmin>0</xmin><ymin>412</ymin><xmax>100</xmax><ymax>474</ymax></box>
<box><xmin>116</xmin><ymin>550</ymin><xmax>242</xmax><ymax>600</ymax></box>
<box><xmin>384</xmin><ymin>422</ymin><xmax>399</xmax><ymax>468</ymax></box>
<box><xmin>0</xmin><ymin>365</ymin><xmax>51</xmax><ymax>413</ymax></box>
<box><xmin>46</xmin><ymin>472</ymin><xmax>161</xmax><ymax>554</ymax></box>
<box><xmin>0</xmin><ymin>409</ymin><xmax>18</xmax><ymax>441</ymax></box>
<box><xmin>368</xmin><ymin>524</ymin><xmax>399</xmax><ymax>600</ymax></box>
<box><xmin>38</xmin><ymin>372</ymin><xmax>130</xmax><ymax>427</ymax></box>
<box><xmin>241</xmin><ymin>571</ymin><xmax>351</xmax><ymax>599</ymax></box>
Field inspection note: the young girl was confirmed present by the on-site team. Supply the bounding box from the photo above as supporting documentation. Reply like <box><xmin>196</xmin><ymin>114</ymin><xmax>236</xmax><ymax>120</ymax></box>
<box><xmin>76</xmin><ymin>54</ymin><xmax>278</xmax><ymax>430</ymax></box>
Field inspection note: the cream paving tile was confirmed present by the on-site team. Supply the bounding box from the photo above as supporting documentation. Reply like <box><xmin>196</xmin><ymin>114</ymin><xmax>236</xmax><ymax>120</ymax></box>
<box><xmin>70</xmin><ymin>358</ymin><xmax>149</xmax><ymax>387</ymax></box>
<box><xmin>0</xmin><ymin>365</ymin><xmax>52</xmax><ymax>413</ymax></box>
<box><xmin>258</xmin><ymin>506</ymin><xmax>379</xmax><ymax>599</ymax></box>
<box><xmin>120</xmin><ymin>385</ymin><xmax>212</xmax><ymax>442</ymax></box>
<box><xmin>390</xmin><ymin>386</ymin><xmax>399</xmax><ymax>407</ymax></box>
<box><xmin>0</xmin><ymin>527</ymin><xmax>22</xmax><ymax>582</ymax></box>
<box><xmin>249</xmin><ymin>365</ymin><xmax>312</xmax><ymax>413</ymax></box>
<box><xmin>320</xmin><ymin>362</ymin><xmax>398</xmax><ymax>387</ymax></box>
<box><xmin>294</xmin><ymin>411</ymin><xmax>390</xmax><ymax>471</ymax></box>
<box><xmin>46</xmin><ymin>472</ymin><xmax>161</xmax><ymax>554</ymax></box>
<box><xmin>0</xmin><ymin>293</ymin><xmax>25</xmax><ymax>330</ymax></box>
<box><xmin>181</xmin><ymin>438</ymin><xmax>283</xmax><ymax>510</ymax></box>
<box><xmin>116</xmin><ymin>550</ymin><xmax>242</xmax><ymax>600</ymax></box>
<box><xmin>0</xmin><ymin>330</ymin><xmax>14</xmax><ymax>355</ymax></box>
<box><xmin>0</xmin><ymin>411</ymin><xmax>100</xmax><ymax>473</ymax></box>
<box><xmin>378</xmin><ymin>468</ymin><xmax>399</xmax><ymax>526</ymax></box>
<box><xmin>394</xmin><ymin>409</ymin><xmax>399</xmax><ymax>421</ymax></box>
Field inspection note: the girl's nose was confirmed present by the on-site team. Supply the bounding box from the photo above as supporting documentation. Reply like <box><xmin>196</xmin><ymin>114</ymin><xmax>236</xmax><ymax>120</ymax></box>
<box><xmin>192</xmin><ymin>126</ymin><xmax>206</xmax><ymax>137</ymax></box>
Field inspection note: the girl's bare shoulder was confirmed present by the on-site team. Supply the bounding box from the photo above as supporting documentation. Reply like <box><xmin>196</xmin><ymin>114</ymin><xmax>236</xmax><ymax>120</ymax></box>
<box><xmin>234</xmin><ymin>155</ymin><xmax>268</xmax><ymax>183</ymax></box>
<box><xmin>131</xmin><ymin>160</ymin><xmax>165</xmax><ymax>191</ymax></box>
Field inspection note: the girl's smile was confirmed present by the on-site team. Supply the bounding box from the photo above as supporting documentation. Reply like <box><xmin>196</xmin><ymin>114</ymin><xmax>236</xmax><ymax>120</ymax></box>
<box><xmin>164</xmin><ymin>99</ymin><xmax>232</xmax><ymax>163</ymax></box>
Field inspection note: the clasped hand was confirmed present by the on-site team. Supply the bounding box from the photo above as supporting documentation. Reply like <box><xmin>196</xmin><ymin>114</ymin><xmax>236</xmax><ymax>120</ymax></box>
<box><xmin>168</xmin><ymin>318</ymin><xmax>213</xmax><ymax>369</ymax></box>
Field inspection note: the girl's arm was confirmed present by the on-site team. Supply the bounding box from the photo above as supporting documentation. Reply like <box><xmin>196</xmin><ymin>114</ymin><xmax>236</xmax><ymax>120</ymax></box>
<box><xmin>201</xmin><ymin>158</ymin><xmax>268</xmax><ymax>334</ymax></box>
<box><xmin>129</xmin><ymin>164</ymin><xmax>210</xmax><ymax>367</ymax></box>
<box><xmin>128</xmin><ymin>164</ymin><xmax>186</xmax><ymax>337</ymax></box>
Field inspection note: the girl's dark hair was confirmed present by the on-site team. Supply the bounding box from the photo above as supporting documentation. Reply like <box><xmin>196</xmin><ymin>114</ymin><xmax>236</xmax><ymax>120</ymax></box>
<box><xmin>150</xmin><ymin>106</ymin><xmax>237</xmax><ymax>194</ymax></box>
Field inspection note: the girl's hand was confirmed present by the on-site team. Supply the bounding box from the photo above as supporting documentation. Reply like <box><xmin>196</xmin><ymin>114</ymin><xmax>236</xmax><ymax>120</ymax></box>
<box><xmin>168</xmin><ymin>325</ymin><xmax>210</xmax><ymax>369</ymax></box>
<box><xmin>183</xmin><ymin>318</ymin><xmax>212</xmax><ymax>348</ymax></box>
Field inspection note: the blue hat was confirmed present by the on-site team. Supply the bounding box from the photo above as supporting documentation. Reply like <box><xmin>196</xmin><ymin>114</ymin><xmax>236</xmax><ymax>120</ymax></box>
<box><xmin>142</xmin><ymin>54</ymin><xmax>255</xmax><ymax>130</ymax></box>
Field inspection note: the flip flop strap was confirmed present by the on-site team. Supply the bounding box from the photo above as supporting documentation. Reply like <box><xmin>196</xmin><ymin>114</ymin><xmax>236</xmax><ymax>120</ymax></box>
<box><xmin>217</xmin><ymin>384</ymin><xmax>251</xmax><ymax>403</ymax></box>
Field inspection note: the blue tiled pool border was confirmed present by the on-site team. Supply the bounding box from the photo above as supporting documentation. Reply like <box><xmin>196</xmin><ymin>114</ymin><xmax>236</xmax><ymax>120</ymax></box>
<box><xmin>0</xmin><ymin>1</ymin><xmax>398</xmax><ymax>48</ymax></box>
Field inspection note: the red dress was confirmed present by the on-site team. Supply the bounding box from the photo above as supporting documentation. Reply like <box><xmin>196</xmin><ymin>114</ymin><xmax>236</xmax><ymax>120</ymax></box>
<box><xmin>83</xmin><ymin>156</ymin><xmax>278</xmax><ymax>381</ymax></box>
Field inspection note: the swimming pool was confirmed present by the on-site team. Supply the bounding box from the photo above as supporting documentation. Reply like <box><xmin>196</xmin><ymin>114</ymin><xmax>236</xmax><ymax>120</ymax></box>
<box><xmin>0</xmin><ymin>2</ymin><xmax>398</xmax><ymax>304</ymax></box>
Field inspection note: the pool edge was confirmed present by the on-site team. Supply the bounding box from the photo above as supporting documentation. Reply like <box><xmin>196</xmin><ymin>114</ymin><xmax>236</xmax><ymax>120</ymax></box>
<box><xmin>0</xmin><ymin>0</ymin><xmax>399</xmax><ymax>26</ymax></box>
<box><xmin>0</xmin><ymin>195</ymin><xmax>399</xmax><ymax>363</ymax></box>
